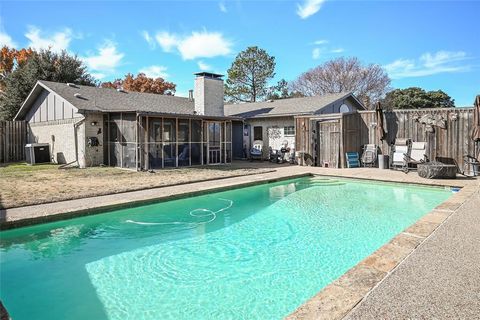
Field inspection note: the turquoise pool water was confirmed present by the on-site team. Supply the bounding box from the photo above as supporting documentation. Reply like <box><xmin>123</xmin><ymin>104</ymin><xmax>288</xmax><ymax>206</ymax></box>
<box><xmin>0</xmin><ymin>176</ymin><xmax>452</xmax><ymax>320</ymax></box>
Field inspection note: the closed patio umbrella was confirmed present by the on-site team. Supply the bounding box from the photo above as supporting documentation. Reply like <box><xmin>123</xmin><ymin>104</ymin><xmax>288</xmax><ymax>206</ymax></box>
<box><xmin>471</xmin><ymin>95</ymin><xmax>480</xmax><ymax>160</ymax></box>
<box><xmin>471</xmin><ymin>95</ymin><xmax>480</xmax><ymax>142</ymax></box>
<box><xmin>375</xmin><ymin>102</ymin><xmax>386</xmax><ymax>141</ymax></box>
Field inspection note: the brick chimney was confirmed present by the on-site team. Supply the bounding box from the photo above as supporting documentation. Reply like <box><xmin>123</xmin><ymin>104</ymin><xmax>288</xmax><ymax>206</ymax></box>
<box><xmin>193</xmin><ymin>72</ymin><xmax>224</xmax><ymax>116</ymax></box>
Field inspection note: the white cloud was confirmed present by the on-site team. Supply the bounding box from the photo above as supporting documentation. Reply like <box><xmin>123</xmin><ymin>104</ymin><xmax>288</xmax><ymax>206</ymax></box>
<box><xmin>154</xmin><ymin>30</ymin><xmax>232</xmax><ymax>60</ymax></box>
<box><xmin>384</xmin><ymin>50</ymin><xmax>470</xmax><ymax>79</ymax></box>
<box><xmin>178</xmin><ymin>31</ymin><xmax>232</xmax><ymax>60</ymax></box>
<box><xmin>139</xmin><ymin>65</ymin><xmax>168</xmax><ymax>79</ymax></box>
<box><xmin>219</xmin><ymin>2</ymin><xmax>227</xmax><ymax>13</ymax></box>
<box><xmin>421</xmin><ymin>51</ymin><xmax>467</xmax><ymax>68</ymax></box>
<box><xmin>0</xmin><ymin>30</ymin><xmax>17</xmax><ymax>48</ymax></box>
<box><xmin>155</xmin><ymin>32</ymin><xmax>179</xmax><ymax>52</ymax></box>
<box><xmin>197</xmin><ymin>61</ymin><xmax>212</xmax><ymax>71</ymax></box>
<box><xmin>313</xmin><ymin>39</ymin><xmax>328</xmax><ymax>45</ymax></box>
<box><xmin>297</xmin><ymin>0</ymin><xmax>326</xmax><ymax>19</ymax></box>
<box><xmin>82</xmin><ymin>42</ymin><xmax>124</xmax><ymax>79</ymax></box>
<box><xmin>331</xmin><ymin>48</ymin><xmax>344</xmax><ymax>53</ymax></box>
<box><xmin>25</xmin><ymin>26</ymin><xmax>73</xmax><ymax>52</ymax></box>
<box><xmin>142</xmin><ymin>31</ymin><xmax>155</xmax><ymax>49</ymax></box>
<box><xmin>312</xmin><ymin>48</ymin><xmax>321</xmax><ymax>59</ymax></box>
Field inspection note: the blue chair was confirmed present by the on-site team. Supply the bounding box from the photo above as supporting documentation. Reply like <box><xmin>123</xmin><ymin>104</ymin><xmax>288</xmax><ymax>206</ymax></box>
<box><xmin>250</xmin><ymin>140</ymin><xmax>263</xmax><ymax>161</ymax></box>
<box><xmin>346</xmin><ymin>152</ymin><xmax>360</xmax><ymax>168</ymax></box>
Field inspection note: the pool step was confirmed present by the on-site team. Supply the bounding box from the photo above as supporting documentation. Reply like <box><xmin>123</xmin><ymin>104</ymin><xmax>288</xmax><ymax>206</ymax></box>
<box><xmin>298</xmin><ymin>178</ymin><xmax>346</xmax><ymax>187</ymax></box>
<box><xmin>309</xmin><ymin>179</ymin><xmax>343</xmax><ymax>184</ymax></box>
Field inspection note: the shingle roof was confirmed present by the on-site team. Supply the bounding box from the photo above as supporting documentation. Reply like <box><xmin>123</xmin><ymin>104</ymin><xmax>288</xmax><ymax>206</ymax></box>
<box><xmin>15</xmin><ymin>80</ymin><xmax>364</xmax><ymax>121</ymax></box>
<box><xmin>224</xmin><ymin>92</ymin><xmax>362</xmax><ymax>118</ymax></box>
<box><xmin>38</xmin><ymin>80</ymin><xmax>196</xmax><ymax>115</ymax></box>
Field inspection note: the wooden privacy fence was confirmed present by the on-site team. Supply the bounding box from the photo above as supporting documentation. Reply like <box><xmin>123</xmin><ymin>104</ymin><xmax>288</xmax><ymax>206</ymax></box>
<box><xmin>0</xmin><ymin>121</ymin><xmax>27</xmax><ymax>163</ymax></box>
<box><xmin>358</xmin><ymin>108</ymin><xmax>475</xmax><ymax>168</ymax></box>
<box><xmin>296</xmin><ymin>107</ymin><xmax>476</xmax><ymax>169</ymax></box>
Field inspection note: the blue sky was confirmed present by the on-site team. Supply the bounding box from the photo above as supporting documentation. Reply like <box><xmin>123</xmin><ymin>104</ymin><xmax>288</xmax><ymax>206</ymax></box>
<box><xmin>1</xmin><ymin>0</ymin><xmax>479</xmax><ymax>106</ymax></box>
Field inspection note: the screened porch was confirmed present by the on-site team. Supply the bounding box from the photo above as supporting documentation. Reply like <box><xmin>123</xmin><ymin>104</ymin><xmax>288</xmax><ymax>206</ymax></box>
<box><xmin>105</xmin><ymin>112</ymin><xmax>232</xmax><ymax>170</ymax></box>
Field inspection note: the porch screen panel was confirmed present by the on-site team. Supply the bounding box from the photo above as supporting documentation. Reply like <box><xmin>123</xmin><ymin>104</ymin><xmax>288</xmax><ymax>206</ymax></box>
<box><xmin>191</xmin><ymin>120</ymin><xmax>202</xmax><ymax>165</ymax></box>
<box><xmin>163</xmin><ymin>118</ymin><xmax>177</xmax><ymax>167</ymax></box>
<box><xmin>203</xmin><ymin>122</ymin><xmax>208</xmax><ymax>165</ymax></box>
<box><xmin>225</xmin><ymin>121</ymin><xmax>232</xmax><ymax>163</ymax></box>
<box><xmin>103</xmin><ymin>114</ymin><xmax>109</xmax><ymax>165</ymax></box>
<box><xmin>208</xmin><ymin>122</ymin><xmax>221</xmax><ymax>164</ymax></box>
<box><xmin>220</xmin><ymin>122</ymin><xmax>225</xmax><ymax>163</ymax></box>
<box><xmin>178</xmin><ymin>119</ymin><xmax>190</xmax><ymax>167</ymax></box>
<box><xmin>122</xmin><ymin>113</ymin><xmax>137</xmax><ymax>169</ymax></box>
<box><xmin>108</xmin><ymin>113</ymin><xmax>122</xmax><ymax>167</ymax></box>
<box><xmin>149</xmin><ymin>118</ymin><xmax>163</xmax><ymax>169</ymax></box>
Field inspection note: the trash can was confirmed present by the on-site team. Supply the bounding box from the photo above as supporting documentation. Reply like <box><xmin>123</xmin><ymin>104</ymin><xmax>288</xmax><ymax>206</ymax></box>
<box><xmin>378</xmin><ymin>155</ymin><xmax>389</xmax><ymax>169</ymax></box>
<box><xmin>295</xmin><ymin>151</ymin><xmax>304</xmax><ymax>166</ymax></box>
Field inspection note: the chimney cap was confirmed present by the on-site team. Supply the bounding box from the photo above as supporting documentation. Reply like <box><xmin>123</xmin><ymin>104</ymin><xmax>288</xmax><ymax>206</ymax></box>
<box><xmin>194</xmin><ymin>72</ymin><xmax>224</xmax><ymax>79</ymax></box>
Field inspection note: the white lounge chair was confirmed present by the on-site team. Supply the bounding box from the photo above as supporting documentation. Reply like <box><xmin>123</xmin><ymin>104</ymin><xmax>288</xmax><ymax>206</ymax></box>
<box><xmin>391</xmin><ymin>139</ymin><xmax>411</xmax><ymax>172</ymax></box>
<box><xmin>405</xmin><ymin>141</ymin><xmax>427</xmax><ymax>170</ymax></box>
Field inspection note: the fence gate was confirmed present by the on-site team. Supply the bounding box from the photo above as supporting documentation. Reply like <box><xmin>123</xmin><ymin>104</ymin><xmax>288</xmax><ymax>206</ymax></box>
<box><xmin>0</xmin><ymin>121</ymin><xmax>27</xmax><ymax>163</ymax></box>
<box><xmin>317</xmin><ymin>120</ymin><xmax>341</xmax><ymax>168</ymax></box>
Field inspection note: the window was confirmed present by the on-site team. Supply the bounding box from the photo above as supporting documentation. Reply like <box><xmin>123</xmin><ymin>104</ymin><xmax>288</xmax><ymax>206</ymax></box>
<box><xmin>284</xmin><ymin>126</ymin><xmax>295</xmax><ymax>136</ymax></box>
<box><xmin>253</xmin><ymin>126</ymin><xmax>263</xmax><ymax>141</ymax></box>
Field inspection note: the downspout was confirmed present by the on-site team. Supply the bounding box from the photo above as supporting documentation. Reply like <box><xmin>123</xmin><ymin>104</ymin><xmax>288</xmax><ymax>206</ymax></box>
<box><xmin>59</xmin><ymin>117</ymin><xmax>85</xmax><ymax>169</ymax></box>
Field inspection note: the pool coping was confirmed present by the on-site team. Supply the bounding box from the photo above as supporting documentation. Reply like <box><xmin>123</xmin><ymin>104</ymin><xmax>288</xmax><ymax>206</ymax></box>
<box><xmin>0</xmin><ymin>172</ymin><xmax>312</xmax><ymax>230</ymax></box>
<box><xmin>285</xmin><ymin>182</ymin><xmax>479</xmax><ymax>320</ymax></box>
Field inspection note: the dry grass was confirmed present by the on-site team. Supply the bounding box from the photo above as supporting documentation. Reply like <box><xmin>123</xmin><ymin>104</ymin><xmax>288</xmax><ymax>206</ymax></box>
<box><xmin>0</xmin><ymin>163</ymin><xmax>273</xmax><ymax>209</ymax></box>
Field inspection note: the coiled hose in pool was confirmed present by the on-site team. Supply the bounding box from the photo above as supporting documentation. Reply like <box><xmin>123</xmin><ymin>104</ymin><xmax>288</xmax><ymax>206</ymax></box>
<box><xmin>125</xmin><ymin>198</ymin><xmax>233</xmax><ymax>226</ymax></box>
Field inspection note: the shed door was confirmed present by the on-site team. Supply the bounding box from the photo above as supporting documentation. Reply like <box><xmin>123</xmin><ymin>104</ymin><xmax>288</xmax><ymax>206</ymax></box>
<box><xmin>317</xmin><ymin>120</ymin><xmax>340</xmax><ymax>168</ymax></box>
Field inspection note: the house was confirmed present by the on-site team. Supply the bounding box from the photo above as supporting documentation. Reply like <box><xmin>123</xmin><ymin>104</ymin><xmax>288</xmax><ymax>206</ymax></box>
<box><xmin>225</xmin><ymin>93</ymin><xmax>366</xmax><ymax>159</ymax></box>
<box><xmin>14</xmin><ymin>73</ymin><xmax>236</xmax><ymax>169</ymax></box>
<box><xmin>14</xmin><ymin>72</ymin><xmax>365</xmax><ymax>169</ymax></box>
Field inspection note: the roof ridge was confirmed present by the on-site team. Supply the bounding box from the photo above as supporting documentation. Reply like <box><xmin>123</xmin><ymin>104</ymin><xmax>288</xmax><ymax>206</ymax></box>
<box><xmin>38</xmin><ymin>80</ymin><xmax>191</xmax><ymax>101</ymax></box>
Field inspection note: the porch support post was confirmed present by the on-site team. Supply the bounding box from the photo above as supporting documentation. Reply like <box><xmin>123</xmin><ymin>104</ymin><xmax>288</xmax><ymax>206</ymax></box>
<box><xmin>135</xmin><ymin>113</ymin><xmax>139</xmax><ymax>171</ymax></box>
<box><xmin>145</xmin><ymin>115</ymin><xmax>149</xmax><ymax>170</ymax></box>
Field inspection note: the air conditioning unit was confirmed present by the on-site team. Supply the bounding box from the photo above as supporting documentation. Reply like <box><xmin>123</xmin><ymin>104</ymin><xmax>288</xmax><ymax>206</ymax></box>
<box><xmin>25</xmin><ymin>143</ymin><xmax>51</xmax><ymax>165</ymax></box>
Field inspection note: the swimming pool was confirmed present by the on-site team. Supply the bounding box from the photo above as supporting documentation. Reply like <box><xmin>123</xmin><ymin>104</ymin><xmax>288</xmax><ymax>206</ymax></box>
<box><xmin>0</xmin><ymin>176</ymin><xmax>452</xmax><ymax>319</ymax></box>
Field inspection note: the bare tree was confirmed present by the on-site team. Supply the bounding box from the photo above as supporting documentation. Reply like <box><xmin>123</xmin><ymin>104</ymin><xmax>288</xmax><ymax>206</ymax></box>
<box><xmin>291</xmin><ymin>57</ymin><xmax>391</xmax><ymax>109</ymax></box>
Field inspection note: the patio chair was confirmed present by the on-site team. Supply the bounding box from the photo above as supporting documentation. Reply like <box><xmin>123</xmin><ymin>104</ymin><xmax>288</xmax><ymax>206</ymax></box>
<box><xmin>391</xmin><ymin>138</ymin><xmax>411</xmax><ymax>172</ymax></box>
<box><xmin>361</xmin><ymin>144</ymin><xmax>377</xmax><ymax>167</ymax></box>
<box><xmin>268</xmin><ymin>147</ymin><xmax>280</xmax><ymax>163</ymax></box>
<box><xmin>404</xmin><ymin>142</ymin><xmax>427</xmax><ymax>171</ymax></box>
<box><xmin>345</xmin><ymin>152</ymin><xmax>360</xmax><ymax>168</ymax></box>
<box><xmin>250</xmin><ymin>140</ymin><xmax>263</xmax><ymax>161</ymax></box>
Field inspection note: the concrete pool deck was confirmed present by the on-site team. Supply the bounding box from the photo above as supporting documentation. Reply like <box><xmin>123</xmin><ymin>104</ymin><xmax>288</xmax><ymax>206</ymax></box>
<box><xmin>1</xmin><ymin>163</ymin><xmax>479</xmax><ymax>319</ymax></box>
